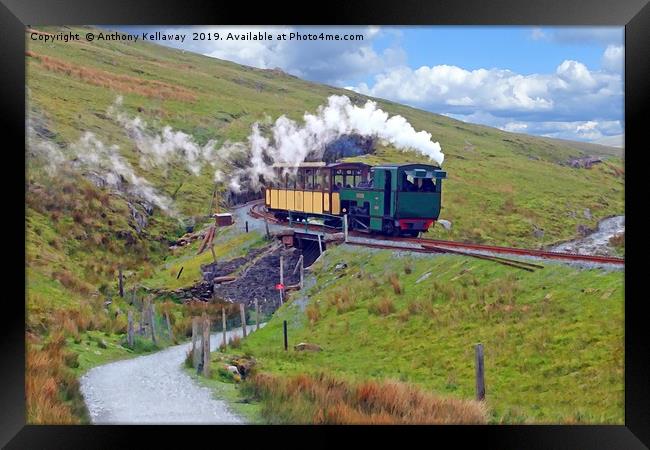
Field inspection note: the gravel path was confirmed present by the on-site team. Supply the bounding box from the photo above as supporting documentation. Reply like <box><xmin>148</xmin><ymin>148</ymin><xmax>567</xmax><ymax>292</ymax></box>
<box><xmin>80</xmin><ymin>325</ymin><xmax>261</xmax><ymax>424</ymax></box>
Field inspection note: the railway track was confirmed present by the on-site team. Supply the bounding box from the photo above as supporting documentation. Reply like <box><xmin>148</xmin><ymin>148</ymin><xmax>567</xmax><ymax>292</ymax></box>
<box><xmin>248</xmin><ymin>201</ymin><xmax>624</xmax><ymax>268</ymax></box>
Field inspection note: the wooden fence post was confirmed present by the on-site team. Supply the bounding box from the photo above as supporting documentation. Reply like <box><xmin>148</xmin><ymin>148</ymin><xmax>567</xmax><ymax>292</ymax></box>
<box><xmin>245</xmin><ymin>221</ymin><xmax>249</xmax><ymax>233</ymax></box>
<box><xmin>192</xmin><ymin>317</ymin><xmax>201</xmax><ymax>368</ymax></box>
<box><xmin>255</xmin><ymin>298</ymin><xmax>260</xmax><ymax>331</ymax></box>
<box><xmin>202</xmin><ymin>315</ymin><xmax>210</xmax><ymax>377</ymax></box>
<box><xmin>317</xmin><ymin>234</ymin><xmax>323</xmax><ymax>255</ymax></box>
<box><xmin>118</xmin><ymin>268</ymin><xmax>124</xmax><ymax>297</ymax></box>
<box><xmin>279</xmin><ymin>255</ymin><xmax>284</xmax><ymax>305</ymax></box>
<box><xmin>283</xmin><ymin>320</ymin><xmax>288</xmax><ymax>351</ymax></box>
<box><xmin>475</xmin><ymin>343</ymin><xmax>485</xmax><ymax>401</ymax></box>
<box><xmin>300</xmin><ymin>257</ymin><xmax>304</xmax><ymax>289</ymax></box>
<box><xmin>150</xmin><ymin>303</ymin><xmax>157</xmax><ymax>345</ymax></box>
<box><xmin>222</xmin><ymin>307</ymin><xmax>227</xmax><ymax>350</ymax></box>
<box><xmin>264</xmin><ymin>218</ymin><xmax>270</xmax><ymax>239</ymax></box>
<box><xmin>343</xmin><ymin>214</ymin><xmax>348</xmax><ymax>243</ymax></box>
<box><xmin>240</xmin><ymin>303</ymin><xmax>247</xmax><ymax>337</ymax></box>
<box><xmin>165</xmin><ymin>311</ymin><xmax>173</xmax><ymax>340</ymax></box>
<box><xmin>127</xmin><ymin>310</ymin><xmax>134</xmax><ymax>348</ymax></box>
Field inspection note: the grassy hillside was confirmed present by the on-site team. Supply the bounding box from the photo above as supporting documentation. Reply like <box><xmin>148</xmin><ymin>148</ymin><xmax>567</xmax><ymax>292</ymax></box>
<box><xmin>216</xmin><ymin>245</ymin><xmax>623</xmax><ymax>424</ymax></box>
<box><xmin>25</xmin><ymin>25</ymin><xmax>624</xmax><ymax>423</ymax></box>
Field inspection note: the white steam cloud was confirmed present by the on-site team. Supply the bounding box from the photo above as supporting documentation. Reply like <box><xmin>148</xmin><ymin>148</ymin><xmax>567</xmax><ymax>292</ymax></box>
<box><xmin>218</xmin><ymin>95</ymin><xmax>445</xmax><ymax>192</ymax></box>
<box><xmin>29</xmin><ymin>94</ymin><xmax>444</xmax><ymax>215</ymax></box>
<box><xmin>108</xmin><ymin>96</ymin><xmax>219</xmax><ymax>177</ymax></box>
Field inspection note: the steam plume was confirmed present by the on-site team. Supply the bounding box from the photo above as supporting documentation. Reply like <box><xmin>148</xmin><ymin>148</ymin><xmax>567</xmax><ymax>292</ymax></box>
<box><xmin>218</xmin><ymin>95</ymin><xmax>445</xmax><ymax>192</ymax></box>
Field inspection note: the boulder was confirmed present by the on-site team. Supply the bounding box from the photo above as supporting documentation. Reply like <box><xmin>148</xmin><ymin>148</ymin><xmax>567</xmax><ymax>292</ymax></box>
<box><xmin>226</xmin><ymin>365</ymin><xmax>240</xmax><ymax>376</ymax></box>
<box><xmin>294</xmin><ymin>342</ymin><xmax>322</xmax><ymax>352</ymax></box>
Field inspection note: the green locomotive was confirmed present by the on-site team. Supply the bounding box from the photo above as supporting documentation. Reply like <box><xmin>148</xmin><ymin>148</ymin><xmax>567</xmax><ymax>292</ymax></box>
<box><xmin>264</xmin><ymin>161</ymin><xmax>446</xmax><ymax>237</ymax></box>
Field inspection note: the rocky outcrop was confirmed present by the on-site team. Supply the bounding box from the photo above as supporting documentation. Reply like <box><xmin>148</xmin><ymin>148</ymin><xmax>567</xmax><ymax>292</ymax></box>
<box><xmin>567</xmin><ymin>156</ymin><xmax>603</xmax><ymax>169</ymax></box>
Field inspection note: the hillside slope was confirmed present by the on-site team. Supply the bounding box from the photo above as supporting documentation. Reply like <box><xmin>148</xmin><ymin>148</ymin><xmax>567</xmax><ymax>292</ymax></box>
<box><xmin>25</xmin><ymin>26</ymin><xmax>624</xmax><ymax>422</ymax></box>
<box><xmin>27</xmin><ymin>26</ymin><xmax>623</xmax><ymax>247</ymax></box>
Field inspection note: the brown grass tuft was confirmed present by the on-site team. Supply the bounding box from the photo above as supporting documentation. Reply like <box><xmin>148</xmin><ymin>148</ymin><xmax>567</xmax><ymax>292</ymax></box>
<box><xmin>388</xmin><ymin>273</ymin><xmax>402</xmax><ymax>295</ymax></box>
<box><xmin>245</xmin><ymin>372</ymin><xmax>488</xmax><ymax>424</ymax></box>
<box><xmin>369</xmin><ymin>297</ymin><xmax>395</xmax><ymax>316</ymax></box>
<box><xmin>27</xmin><ymin>51</ymin><xmax>197</xmax><ymax>102</ymax></box>
<box><xmin>306</xmin><ymin>303</ymin><xmax>321</xmax><ymax>326</ymax></box>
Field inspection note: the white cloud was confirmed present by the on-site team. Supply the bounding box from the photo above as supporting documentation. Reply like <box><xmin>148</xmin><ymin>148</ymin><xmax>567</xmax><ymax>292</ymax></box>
<box><xmin>159</xmin><ymin>26</ymin><xmax>405</xmax><ymax>85</ymax></box>
<box><xmin>528</xmin><ymin>27</ymin><xmax>623</xmax><ymax>46</ymax></box>
<box><xmin>602</xmin><ymin>45</ymin><xmax>624</xmax><ymax>72</ymax></box>
<box><xmin>353</xmin><ymin>59</ymin><xmax>622</xmax><ymax>126</ymax></box>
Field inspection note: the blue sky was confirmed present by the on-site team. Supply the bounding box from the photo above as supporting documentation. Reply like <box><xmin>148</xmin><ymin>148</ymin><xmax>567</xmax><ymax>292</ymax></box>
<box><xmin>108</xmin><ymin>26</ymin><xmax>624</xmax><ymax>146</ymax></box>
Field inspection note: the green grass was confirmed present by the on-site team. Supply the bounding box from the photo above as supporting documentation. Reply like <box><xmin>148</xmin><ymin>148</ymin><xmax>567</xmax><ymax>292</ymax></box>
<box><xmin>185</xmin><ymin>366</ymin><xmax>264</xmax><ymax>423</ymax></box>
<box><xmin>25</xmin><ymin>25</ymin><xmax>624</xmax><ymax>423</ymax></box>
<box><xmin>27</xmin><ymin>25</ymin><xmax>623</xmax><ymax>250</ymax></box>
<box><xmin>227</xmin><ymin>245</ymin><xmax>624</xmax><ymax>424</ymax></box>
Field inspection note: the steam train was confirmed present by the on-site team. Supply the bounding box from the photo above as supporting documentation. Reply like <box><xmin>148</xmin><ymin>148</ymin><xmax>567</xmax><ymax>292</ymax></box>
<box><xmin>264</xmin><ymin>161</ymin><xmax>446</xmax><ymax>237</ymax></box>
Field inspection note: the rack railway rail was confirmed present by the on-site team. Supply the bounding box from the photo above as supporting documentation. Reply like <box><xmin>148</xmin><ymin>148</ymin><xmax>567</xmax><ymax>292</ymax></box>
<box><xmin>248</xmin><ymin>201</ymin><xmax>624</xmax><ymax>268</ymax></box>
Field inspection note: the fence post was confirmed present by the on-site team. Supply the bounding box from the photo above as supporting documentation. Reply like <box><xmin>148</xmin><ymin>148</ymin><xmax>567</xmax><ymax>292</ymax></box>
<box><xmin>222</xmin><ymin>307</ymin><xmax>227</xmax><ymax>350</ymax></box>
<box><xmin>283</xmin><ymin>320</ymin><xmax>288</xmax><ymax>351</ymax></box>
<box><xmin>118</xmin><ymin>268</ymin><xmax>124</xmax><ymax>297</ymax></box>
<box><xmin>150</xmin><ymin>303</ymin><xmax>157</xmax><ymax>345</ymax></box>
<box><xmin>255</xmin><ymin>298</ymin><xmax>260</xmax><ymax>331</ymax></box>
<box><xmin>202</xmin><ymin>315</ymin><xmax>210</xmax><ymax>377</ymax></box>
<box><xmin>192</xmin><ymin>317</ymin><xmax>201</xmax><ymax>368</ymax></box>
<box><xmin>264</xmin><ymin>218</ymin><xmax>270</xmax><ymax>239</ymax></box>
<box><xmin>475</xmin><ymin>343</ymin><xmax>485</xmax><ymax>401</ymax></box>
<box><xmin>240</xmin><ymin>303</ymin><xmax>247</xmax><ymax>338</ymax></box>
<box><xmin>279</xmin><ymin>255</ymin><xmax>284</xmax><ymax>305</ymax></box>
<box><xmin>245</xmin><ymin>221</ymin><xmax>249</xmax><ymax>233</ymax></box>
<box><xmin>130</xmin><ymin>286</ymin><xmax>136</xmax><ymax>305</ymax></box>
<box><xmin>300</xmin><ymin>257</ymin><xmax>304</xmax><ymax>289</ymax></box>
<box><xmin>317</xmin><ymin>234</ymin><xmax>323</xmax><ymax>255</ymax></box>
<box><xmin>165</xmin><ymin>311</ymin><xmax>173</xmax><ymax>341</ymax></box>
<box><xmin>343</xmin><ymin>214</ymin><xmax>348</xmax><ymax>243</ymax></box>
<box><xmin>127</xmin><ymin>310</ymin><xmax>134</xmax><ymax>348</ymax></box>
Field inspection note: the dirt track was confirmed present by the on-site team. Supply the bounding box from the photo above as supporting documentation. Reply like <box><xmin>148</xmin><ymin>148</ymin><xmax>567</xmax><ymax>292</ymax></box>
<box><xmin>80</xmin><ymin>325</ymin><xmax>260</xmax><ymax>424</ymax></box>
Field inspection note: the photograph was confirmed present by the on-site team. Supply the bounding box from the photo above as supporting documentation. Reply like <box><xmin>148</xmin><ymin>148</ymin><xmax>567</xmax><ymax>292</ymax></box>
<box><xmin>21</xmin><ymin>22</ymin><xmax>631</xmax><ymax>427</ymax></box>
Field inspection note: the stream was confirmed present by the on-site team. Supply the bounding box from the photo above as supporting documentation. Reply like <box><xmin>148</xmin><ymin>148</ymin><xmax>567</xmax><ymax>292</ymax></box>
<box><xmin>549</xmin><ymin>215</ymin><xmax>625</xmax><ymax>256</ymax></box>
<box><xmin>80</xmin><ymin>324</ymin><xmax>260</xmax><ymax>424</ymax></box>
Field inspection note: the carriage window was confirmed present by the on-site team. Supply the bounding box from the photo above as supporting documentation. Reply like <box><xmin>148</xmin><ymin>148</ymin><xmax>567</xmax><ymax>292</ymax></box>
<box><xmin>333</xmin><ymin>173</ymin><xmax>344</xmax><ymax>191</ymax></box>
<box><xmin>402</xmin><ymin>173</ymin><xmax>418</xmax><ymax>192</ymax></box>
<box><xmin>319</xmin><ymin>170</ymin><xmax>330</xmax><ymax>191</ymax></box>
<box><xmin>287</xmin><ymin>173</ymin><xmax>296</xmax><ymax>189</ymax></box>
<box><xmin>305</xmin><ymin>169</ymin><xmax>314</xmax><ymax>190</ymax></box>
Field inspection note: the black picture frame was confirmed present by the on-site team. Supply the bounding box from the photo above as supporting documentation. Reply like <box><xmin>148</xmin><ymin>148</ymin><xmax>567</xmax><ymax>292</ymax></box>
<box><xmin>3</xmin><ymin>0</ymin><xmax>647</xmax><ymax>448</ymax></box>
